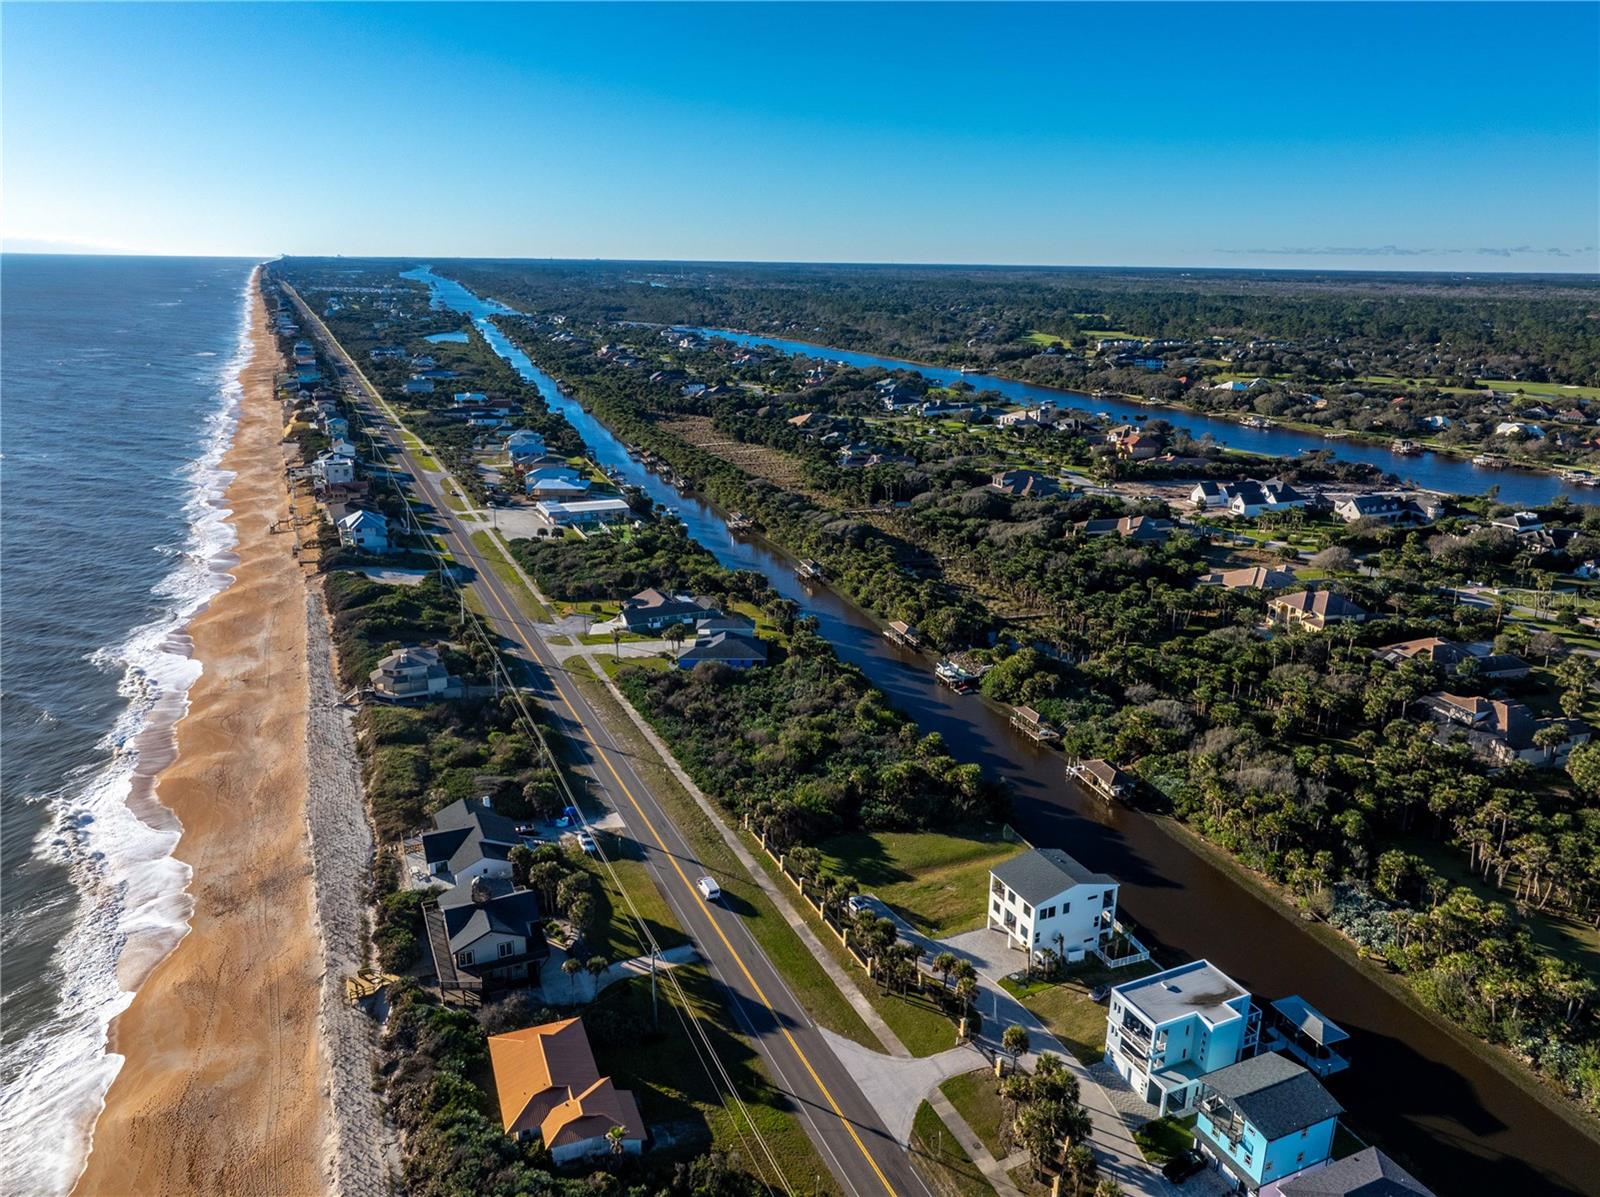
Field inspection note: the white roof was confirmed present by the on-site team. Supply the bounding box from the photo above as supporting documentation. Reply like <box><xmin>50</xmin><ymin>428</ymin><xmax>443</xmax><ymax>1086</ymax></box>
<box><xmin>339</xmin><ymin>509</ymin><xmax>387</xmax><ymax>530</ymax></box>
<box><xmin>536</xmin><ymin>498</ymin><xmax>630</xmax><ymax>515</ymax></box>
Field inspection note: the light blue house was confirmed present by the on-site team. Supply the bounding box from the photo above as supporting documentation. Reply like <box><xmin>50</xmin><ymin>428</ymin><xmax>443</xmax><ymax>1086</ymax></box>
<box><xmin>1105</xmin><ymin>959</ymin><xmax>1259</xmax><ymax>1116</ymax></box>
<box><xmin>1194</xmin><ymin>1052</ymin><xmax>1343</xmax><ymax>1193</ymax></box>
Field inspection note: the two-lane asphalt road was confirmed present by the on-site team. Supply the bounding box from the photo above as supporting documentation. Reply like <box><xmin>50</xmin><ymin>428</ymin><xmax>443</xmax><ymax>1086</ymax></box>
<box><xmin>281</xmin><ymin>282</ymin><xmax>930</xmax><ymax>1197</ymax></box>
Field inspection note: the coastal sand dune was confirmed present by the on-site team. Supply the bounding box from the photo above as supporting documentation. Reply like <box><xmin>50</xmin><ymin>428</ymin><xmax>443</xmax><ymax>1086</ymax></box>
<box><xmin>73</xmin><ymin>282</ymin><xmax>327</xmax><ymax>1197</ymax></box>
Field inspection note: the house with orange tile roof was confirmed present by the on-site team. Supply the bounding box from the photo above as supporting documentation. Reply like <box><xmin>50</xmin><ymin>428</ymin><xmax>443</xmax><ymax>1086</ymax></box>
<box><xmin>487</xmin><ymin>1018</ymin><xmax>646</xmax><ymax>1163</ymax></box>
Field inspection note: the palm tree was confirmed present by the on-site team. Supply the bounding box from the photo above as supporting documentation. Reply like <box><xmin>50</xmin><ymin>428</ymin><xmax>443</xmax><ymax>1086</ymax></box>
<box><xmin>954</xmin><ymin>976</ymin><xmax>979</xmax><ymax>1010</ymax></box>
<box><xmin>1002</xmin><ymin>1023</ymin><xmax>1030</xmax><ymax>1064</ymax></box>
<box><xmin>1062</xmin><ymin>1143</ymin><xmax>1096</xmax><ymax>1196</ymax></box>
<box><xmin>932</xmin><ymin>951</ymin><xmax>959</xmax><ymax>989</ymax></box>
<box><xmin>561</xmin><ymin>955</ymin><xmax>584</xmax><ymax>997</ymax></box>
<box><xmin>585</xmin><ymin>955</ymin><xmax>607</xmax><ymax>997</ymax></box>
<box><xmin>605</xmin><ymin>1123</ymin><xmax>628</xmax><ymax>1158</ymax></box>
<box><xmin>664</xmin><ymin>621</ymin><xmax>689</xmax><ymax>658</ymax></box>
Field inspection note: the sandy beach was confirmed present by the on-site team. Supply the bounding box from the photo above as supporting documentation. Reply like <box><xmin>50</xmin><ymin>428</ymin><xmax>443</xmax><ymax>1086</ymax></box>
<box><xmin>73</xmin><ymin>276</ymin><xmax>328</xmax><ymax>1197</ymax></box>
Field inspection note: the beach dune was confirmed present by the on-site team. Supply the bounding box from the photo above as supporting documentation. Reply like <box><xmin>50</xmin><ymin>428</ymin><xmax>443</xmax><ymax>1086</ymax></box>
<box><xmin>73</xmin><ymin>278</ymin><xmax>328</xmax><ymax>1197</ymax></box>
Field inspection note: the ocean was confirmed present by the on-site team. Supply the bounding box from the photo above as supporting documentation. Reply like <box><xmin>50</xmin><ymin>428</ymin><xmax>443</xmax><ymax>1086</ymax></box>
<box><xmin>0</xmin><ymin>255</ymin><xmax>260</xmax><ymax>1195</ymax></box>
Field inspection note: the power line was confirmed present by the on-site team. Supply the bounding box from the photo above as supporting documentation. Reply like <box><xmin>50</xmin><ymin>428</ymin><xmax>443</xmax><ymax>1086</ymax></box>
<box><xmin>278</xmin><ymin>279</ymin><xmax>797</xmax><ymax>1196</ymax></box>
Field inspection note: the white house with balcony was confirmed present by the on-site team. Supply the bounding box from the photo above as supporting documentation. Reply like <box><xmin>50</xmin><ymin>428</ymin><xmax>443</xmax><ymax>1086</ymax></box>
<box><xmin>1105</xmin><ymin>959</ymin><xmax>1260</xmax><ymax>1116</ymax></box>
<box><xmin>986</xmin><ymin>848</ymin><xmax>1118</xmax><ymax>965</ymax></box>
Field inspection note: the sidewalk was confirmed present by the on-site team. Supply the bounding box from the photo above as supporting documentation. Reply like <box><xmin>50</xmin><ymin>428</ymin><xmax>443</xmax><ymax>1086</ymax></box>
<box><xmin>473</xmin><ymin>534</ymin><xmax>1047</xmax><ymax>1196</ymax></box>
<box><xmin>863</xmin><ymin>904</ymin><xmax>1173</xmax><ymax>1197</ymax></box>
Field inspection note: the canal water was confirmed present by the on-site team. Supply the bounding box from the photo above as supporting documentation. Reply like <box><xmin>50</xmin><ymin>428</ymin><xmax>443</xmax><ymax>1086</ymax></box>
<box><xmin>403</xmin><ymin>267</ymin><xmax>1600</xmax><ymax>1196</ymax></box>
<box><xmin>682</xmin><ymin>327</ymin><xmax>1598</xmax><ymax>510</ymax></box>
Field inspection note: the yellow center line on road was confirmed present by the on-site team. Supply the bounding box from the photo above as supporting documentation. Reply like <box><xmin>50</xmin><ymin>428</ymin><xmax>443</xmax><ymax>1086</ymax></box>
<box><xmin>285</xmin><ymin>285</ymin><xmax>901</xmax><ymax>1197</ymax></box>
<box><xmin>470</xmin><ymin>550</ymin><xmax>899</xmax><ymax>1197</ymax></box>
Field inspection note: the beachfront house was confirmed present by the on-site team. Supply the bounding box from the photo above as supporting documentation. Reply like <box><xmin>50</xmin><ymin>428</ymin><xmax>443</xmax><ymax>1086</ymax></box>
<box><xmin>619</xmin><ymin>589</ymin><xmax>721</xmax><ymax>633</ymax></box>
<box><xmin>1105</xmin><ymin>959</ymin><xmax>1260</xmax><ymax>1116</ymax></box>
<box><xmin>533</xmin><ymin>498</ymin><xmax>633</xmax><ymax>532</ymax></box>
<box><xmin>674</xmin><ymin>630</ymin><xmax>768</xmax><ymax>671</ymax></box>
<box><xmin>1267</xmin><ymin>590</ymin><xmax>1367</xmax><ymax>632</ymax></box>
<box><xmin>986</xmin><ymin>848</ymin><xmax>1118</xmax><ymax>966</ymax></box>
<box><xmin>990</xmin><ymin>469</ymin><xmax>1061</xmax><ymax>498</ymax></box>
<box><xmin>426</xmin><ymin>876</ymin><xmax>548</xmax><ymax>991</ymax></box>
<box><xmin>337</xmin><ymin>508</ymin><xmax>390</xmax><ymax>553</ymax></box>
<box><xmin>312</xmin><ymin>451</ymin><xmax>356</xmax><ymax>488</ymax></box>
<box><xmin>1193</xmin><ymin>1053</ymin><xmax>1343</xmax><ymax>1193</ymax></box>
<box><xmin>421</xmin><ymin>797</ymin><xmax>518</xmax><ymax>886</ymax></box>
<box><xmin>523</xmin><ymin>467</ymin><xmax>591</xmax><ymax>499</ymax></box>
<box><xmin>1190</xmin><ymin>479</ymin><xmax>1309</xmax><ymax>518</ymax></box>
<box><xmin>370</xmin><ymin>645</ymin><xmax>454</xmax><ymax>701</ymax></box>
<box><xmin>487</xmin><ymin>1019</ymin><xmax>645</xmax><ymax>1162</ymax></box>
<box><xmin>1373</xmin><ymin>637</ymin><xmax>1529</xmax><ymax>681</ymax></box>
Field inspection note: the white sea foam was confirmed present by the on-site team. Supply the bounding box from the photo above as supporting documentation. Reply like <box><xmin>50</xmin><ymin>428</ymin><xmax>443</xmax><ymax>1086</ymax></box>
<box><xmin>0</xmin><ymin>269</ymin><xmax>257</xmax><ymax>1197</ymax></box>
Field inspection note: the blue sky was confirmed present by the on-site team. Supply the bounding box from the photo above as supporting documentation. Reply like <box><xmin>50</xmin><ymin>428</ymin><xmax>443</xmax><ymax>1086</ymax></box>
<box><xmin>3</xmin><ymin>2</ymin><xmax>1595</xmax><ymax>271</ymax></box>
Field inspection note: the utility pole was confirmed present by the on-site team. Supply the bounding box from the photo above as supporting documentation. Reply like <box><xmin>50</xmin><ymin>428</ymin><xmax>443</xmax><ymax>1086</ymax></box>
<box><xmin>650</xmin><ymin>949</ymin><xmax>658</xmax><ymax>1029</ymax></box>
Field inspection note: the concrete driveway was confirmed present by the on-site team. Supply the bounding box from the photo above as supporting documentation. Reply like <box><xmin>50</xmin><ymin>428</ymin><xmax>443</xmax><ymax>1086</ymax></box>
<box><xmin>857</xmin><ymin>899</ymin><xmax>1174</xmax><ymax>1197</ymax></box>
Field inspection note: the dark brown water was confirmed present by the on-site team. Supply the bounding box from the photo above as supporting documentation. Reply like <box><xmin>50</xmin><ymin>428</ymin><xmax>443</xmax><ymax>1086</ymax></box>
<box><xmin>414</xmin><ymin>266</ymin><xmax>1600</xmax><ymax>1197</ymax></box>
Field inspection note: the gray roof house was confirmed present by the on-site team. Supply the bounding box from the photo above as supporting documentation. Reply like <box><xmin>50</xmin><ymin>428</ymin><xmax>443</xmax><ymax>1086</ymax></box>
<box><xmin>987</xmin><ymin>848</ymin><xmax>1119</xmax><ymax>965</ymax></box>
<box><xmin>619</xmin><ymin>588</ymin><xmax>722</xmax><ymax>632</ymax></box>
<box><xmin>421</xmin><ymin>796</ymin><xmax>521</xmax><ymax>886</ymax></box>
<box><xmin>1195</xmin><ymin>1053</ymin><xmax>1343</xmax><ymax>1191</ymax></box>
<box><xmin>675</xmin><ymin>630</ymin><xmax>768</xmax><ymax>671</ymax></box>
<box><xmin>426</xmin><ymin>874</ymin><xmax>549</xmax><ymax>998</ymax></box>
<box><xmin>370</xmin><ymin>646</ymin><xmax>455</xmax><ymax>700</ymax></box>
<box><xmin>1270</xmin><ymin>1146</ymin><xmax>1435</xmax><ymax>1197</ymax></box>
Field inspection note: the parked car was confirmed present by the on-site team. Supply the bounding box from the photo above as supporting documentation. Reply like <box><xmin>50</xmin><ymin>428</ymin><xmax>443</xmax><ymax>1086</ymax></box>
<box><xmin>697</xmin><ymin>876</ymin><xmax>722</xmax><ymax>901</ymax></box>
<box><xmin>1161</xmin><ymin>1149</ymin><xmax>1205</xmax><ymax>1183</ymax></box>
<box><xmin>1090</xmin><ymin>984</ymin><xmax>1111</xmax><ymax>1003</ymax></box>
<box><xmin>574</xmin><ymin>832</ymin><xmax>599</xmax><ymax>856</ymax></box>
<box><xmin>845</xmin><ymin>894</ymin><xmax>874</xmax><ymax>916</ymax></box>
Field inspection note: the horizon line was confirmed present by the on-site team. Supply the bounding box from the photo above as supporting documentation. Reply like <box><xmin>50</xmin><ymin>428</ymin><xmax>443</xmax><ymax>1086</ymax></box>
<box><xmin>3</xmin><ymin>248</ymin><xmax>1597</xmax><ymax>280</ymax></box>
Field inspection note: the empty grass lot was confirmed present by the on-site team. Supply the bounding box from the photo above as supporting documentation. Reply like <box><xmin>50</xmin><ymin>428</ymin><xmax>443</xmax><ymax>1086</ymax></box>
<box><xmin>745</xmin><ymin>842</ymin><xmax>960</xmax><ymax>1056</ymax></box>
<box><xmin>1000</xmin><ymin>959</ymin><xmax>1159</xmax><ymax>1066</ymax></box>
<box><xmin>910</xmin><ymin>1100</ymin><xmax>995</xmax><ymax>1197</ymax></box>
<box><xmin>818</xmin><ymin>827</ymin><xmax>1025</xmax><ymax>936</ymax></box>
<box><xmin>939</xmin><ymin>1068</ymin><xmax>1008</xmax><ymax>1161</ymax></box>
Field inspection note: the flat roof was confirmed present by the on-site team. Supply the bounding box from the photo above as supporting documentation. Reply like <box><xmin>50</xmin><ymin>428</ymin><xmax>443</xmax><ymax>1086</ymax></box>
<box><xmin>1114</xmin><ymin>959</ymin><xmax>1248</xmax><ymax>1026</ymax></box>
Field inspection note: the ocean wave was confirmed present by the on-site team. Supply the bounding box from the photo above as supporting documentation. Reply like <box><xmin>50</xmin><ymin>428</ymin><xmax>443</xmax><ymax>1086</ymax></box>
<box><xmin>0</xmin><ymin>269</ymin><xmax>256</xmax><ymax>1197</ymax></box>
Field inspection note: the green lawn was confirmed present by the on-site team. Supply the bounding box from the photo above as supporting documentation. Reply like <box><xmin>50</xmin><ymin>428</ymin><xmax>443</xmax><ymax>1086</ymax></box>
<box><xmin>1001</xmin><ymin>959</ymin><xmax>1159</xmax><ymax>1066</ymax></box>
<box><xmin>579</xmin><ymin>845</ymin><xmax>688</xmax><ymax>965</ymax></box>
<box><xmin>1475</xmin><ymin>379</ymin><xmax>1600</xmax><ymax>402</ymax></box>
<box><xmin>469</xmin><ymin>530</ymin><xmax>553</xmax><ymax>621</ymax></box>
<box><xmin>588</xmin><ymin>968</ymin><xmax>838</xmax><ymax>1192</ymax></box>
<box><xmin>1133</xmin><ymin>1114</ymin><xmax>1196</xmax><ymax>1164</ymax></box>
<box><xmin>910</xmin><ymin>1101</ymin><xmax>996</xmax><ymax>1197</ymax></box>
<box><xmin>818</xmin><ymin>827</ymin><xmax>1025</xmax><ymax>936</ymax></box>
<box><xmin>745</xmin><ymin>841</ymin><xmax>960</xmax><ymax>1056</ymax></box>
<box><xmin>939</xmin><ymin>1069</ymin><xmax>1007</xmax><ymax>1161</ymax></box>
<box><xmin>401</xmin><ymin>432</ymin><xmax>443</xmax><ymax>472</ymax></box>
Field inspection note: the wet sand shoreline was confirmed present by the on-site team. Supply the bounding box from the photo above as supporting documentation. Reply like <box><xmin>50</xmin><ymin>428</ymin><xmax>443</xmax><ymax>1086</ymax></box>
<box><xmin>73</xmin><ymin>274</ymin><xmax>328</xmax><ymax>1197</ymax></box>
